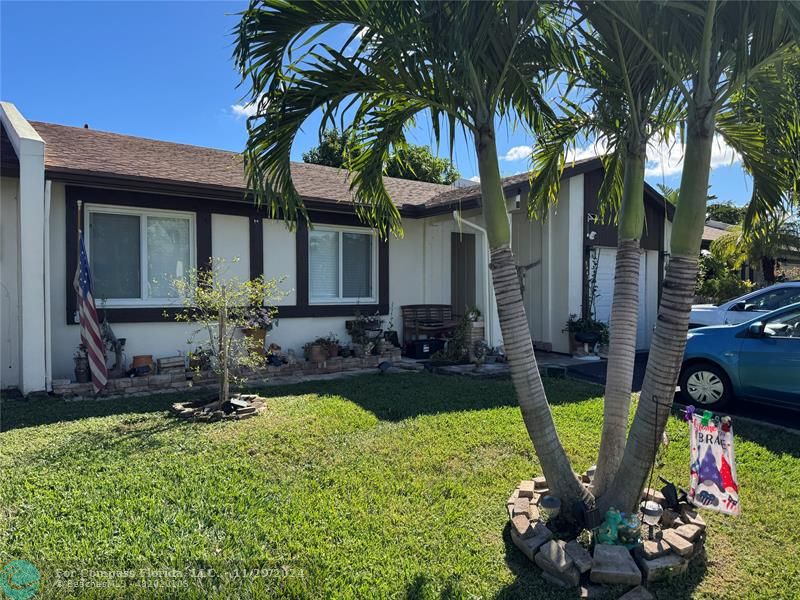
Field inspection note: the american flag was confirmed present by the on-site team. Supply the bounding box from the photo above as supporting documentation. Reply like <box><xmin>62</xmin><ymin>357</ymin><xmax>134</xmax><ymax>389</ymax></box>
<box><xmin>73</xmin><ymin>232</ymin><xmax>108</xmax><ymax>393</ymax></box>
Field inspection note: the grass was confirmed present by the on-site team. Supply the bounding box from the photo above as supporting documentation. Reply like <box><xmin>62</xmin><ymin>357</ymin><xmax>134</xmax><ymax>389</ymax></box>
<box><xmin>1</xmin><ymin>373</ymin><xmax>798</xmax><ymax>599</ymax></box>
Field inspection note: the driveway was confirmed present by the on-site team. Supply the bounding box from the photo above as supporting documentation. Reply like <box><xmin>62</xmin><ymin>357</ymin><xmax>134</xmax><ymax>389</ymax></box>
<box><xmin>566</xmin><ymin>352</ymin><xmax>800</xmax><ymax>431</ymax></box>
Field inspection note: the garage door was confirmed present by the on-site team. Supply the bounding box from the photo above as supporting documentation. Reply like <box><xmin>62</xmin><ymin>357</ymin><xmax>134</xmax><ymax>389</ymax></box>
<box><xmin>593</xmin><ymin>248</ymin><xmax>653</xmax><ymax>350</ymax></box>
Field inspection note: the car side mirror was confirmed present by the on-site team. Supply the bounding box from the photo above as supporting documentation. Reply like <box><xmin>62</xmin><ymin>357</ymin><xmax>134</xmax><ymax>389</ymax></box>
<box><xmin>730</xmin><ymin>301</ymin><xmax>747</xmax><ymax>312</ymax></box>
<box><xmin>747</xmin><ymin>322</ymin><xmax>765</xmax><ymax>337</ymax></box>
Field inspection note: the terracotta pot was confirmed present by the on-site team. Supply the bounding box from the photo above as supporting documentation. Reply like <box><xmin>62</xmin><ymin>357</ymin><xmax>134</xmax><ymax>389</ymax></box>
<box><xmin>307</xmin><ymin>344</ymin><xmax>326</xmax><ymax>363</ymax></box>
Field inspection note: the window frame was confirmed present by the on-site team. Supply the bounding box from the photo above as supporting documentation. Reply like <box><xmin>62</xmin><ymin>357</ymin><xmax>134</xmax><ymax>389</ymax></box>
<box><xmin>84</xmin><ymin>203</ymin><xmax>196</xmax><ymax>308</ymax></box>
<box><xmin>308</xmin><ymin>224</ymin><xmax>378</xmax><ymax>305</ymax></box>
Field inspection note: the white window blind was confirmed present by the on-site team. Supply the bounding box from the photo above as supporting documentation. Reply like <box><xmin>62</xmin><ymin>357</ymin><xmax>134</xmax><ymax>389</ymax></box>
<box><xmin>309</xmin><ymin>230</ymin><xmax>339</xmax><ymax>299</ymax></box>
<box><xmin>86</xmin><ymin>205</ymin><xmax>195</xmax><ymax>306</ymax></box>
<box><xmin>309</xmin><ymin>227</ymin><xmax>376</xmax><ymax>303</ymax></box>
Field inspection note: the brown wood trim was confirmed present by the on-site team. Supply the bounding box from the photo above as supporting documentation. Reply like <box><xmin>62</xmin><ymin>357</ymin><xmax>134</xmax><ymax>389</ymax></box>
<box><xmin>295</xmin><ymin>220</ymin><xmax>309</xmax><ymax>307</ymax></box>
<box><xmin>249</xmin><ymin>216</ymin><xmax>264</xmax><ymax>280</ymax></box>
<box><xmin>196</xmin><ymin>210</ymin><xmax>212</xmax><ymax>272</ymax></box>
<box><xmin>64</xmin><ymin>185</ymin><xmax>391</xmax><ymax>324</ymax></box>
<box><xmin>65</xmin><ymin>192</ymin><xmax>78</xmax><ymax>324</ymax></box>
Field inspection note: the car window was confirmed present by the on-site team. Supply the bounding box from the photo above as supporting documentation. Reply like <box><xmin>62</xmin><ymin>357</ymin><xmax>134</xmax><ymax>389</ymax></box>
<box><xmin>747</xmin><ymin>287</ymin><xmax>800</xmax><ymax>311</ymax></box>
<box><xmin>764</xmin><ymin>308</ymin><xmax>800</xmax><ymax>338</ymax></box>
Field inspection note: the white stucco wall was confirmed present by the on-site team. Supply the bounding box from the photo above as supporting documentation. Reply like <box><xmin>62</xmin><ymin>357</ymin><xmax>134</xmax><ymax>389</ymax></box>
<box><xmin>263</xmin><ymin>218</ymin><xmax>297</xmax><ymax>305</ymax></box>
<box><xmin>211</xmin><ymin>214</ymin><xmax>250</xmax><ymax>282</ymax></box>
<box><xmin>46</xmin><ymin>197</ymin><xmax>437</xmax><ymax>378</ymax></box>
<box><xmin>0</xmin><ymin>176</ymin><xmax>21</xmax><ymax>388</ymax></box>
<box><xmin>511</xmin><ymin>208</ymin><xmax>545</xmax><ymax>346</ymax></box>
<box><xmin>540</xmin><ymin>177</ymin><xmax>584</xmax><ymax>353</ymax></box>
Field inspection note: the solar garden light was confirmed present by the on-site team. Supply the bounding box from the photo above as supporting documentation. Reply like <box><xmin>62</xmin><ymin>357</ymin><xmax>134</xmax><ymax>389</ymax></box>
<box><xmin>640</xmin><ymin>500</ymin><xmax>663</xmax><ymax>540</ymax></box>
<box><xmin>539</xmin><ymin>495</ymin><xmax>561</xmax><ymax>522</ymax></box>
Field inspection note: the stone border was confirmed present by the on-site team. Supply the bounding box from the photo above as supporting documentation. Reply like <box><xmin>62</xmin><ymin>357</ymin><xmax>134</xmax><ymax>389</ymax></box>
<box><xmin>507</xmin><ymin>476</ymin><xmax>706</xmax><ymax>596</ymax></box>
<box><xmin>51</xmin><ymin>349</ymin><xmax>404</xmax><ymax>401</ymax></box>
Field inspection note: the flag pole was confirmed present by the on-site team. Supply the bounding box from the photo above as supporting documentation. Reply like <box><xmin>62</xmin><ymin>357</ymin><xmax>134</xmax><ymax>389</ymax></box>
<box><xmin>77</xmin><ymin>200</ymin><xmax>83</xmax><ymax>235</ymax></box>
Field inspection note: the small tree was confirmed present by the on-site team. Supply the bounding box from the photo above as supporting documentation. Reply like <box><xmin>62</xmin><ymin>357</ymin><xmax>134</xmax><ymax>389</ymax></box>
<box><xmin>171</xmin><ymin>257</ymin><xmax>285</xmax><ymax>404</ymax></box>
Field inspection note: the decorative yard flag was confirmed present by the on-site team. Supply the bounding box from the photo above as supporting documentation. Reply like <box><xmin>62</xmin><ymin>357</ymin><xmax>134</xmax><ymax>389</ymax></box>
<box><xmin>73</xmin><ymin>231</ymin><xmax>108</xmax><ymax>393</ymax></box>
<box><xmin>688</xmin><ymin>412</ymin><xmax>740</xmax><ymax>515</ymax></box>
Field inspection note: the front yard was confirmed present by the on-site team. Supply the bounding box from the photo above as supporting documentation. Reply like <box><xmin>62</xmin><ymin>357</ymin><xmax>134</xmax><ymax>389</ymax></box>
<box><xmin>1</xmin><ymin>374</ymin><xmax>798</xmax><ymax>599</ymax></box>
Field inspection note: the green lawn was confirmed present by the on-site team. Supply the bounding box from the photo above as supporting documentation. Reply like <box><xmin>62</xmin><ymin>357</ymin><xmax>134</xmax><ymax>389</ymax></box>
<box><xmin>1</xmin><ymin>374</ymin><xmax>798</xmax><ymax>599</ymax></box>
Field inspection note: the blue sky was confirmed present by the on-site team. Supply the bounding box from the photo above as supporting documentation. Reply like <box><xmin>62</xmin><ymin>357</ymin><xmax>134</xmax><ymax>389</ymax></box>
<box><xmin>1</xmin><ymin>1</ymin><xmax>751</xmax><ymax>204</ymax></box>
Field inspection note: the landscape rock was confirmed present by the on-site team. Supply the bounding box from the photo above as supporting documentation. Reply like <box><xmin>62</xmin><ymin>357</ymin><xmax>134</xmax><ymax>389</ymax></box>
<box><xmin>511</xmin><ymin>514</ymin><xmax>533</xmax><ymax>538</ymax></box>
<box><xmin>507</xmin><ymin>490</ymin><xmax>519</xmax><ymax>518</ymax></box>
<box><xmin>635</xmin><ymin>551</ymin><xmax>688</xmax><ymax>583</ymax></box>
<box><xmin>639</xmin><ymin>539</ymin><xmax>671</xmax><ymax>559</ymax></box>
<box><xmin>565</xmin><ymin>540</ymin><xmax>593</xmax><ymax>574</ymax></box>
<box><xmin>674</xmin><ymin>523</ymin><xmax>703</xmax><ymax>543</ymax></box>
<box><xmin>541</xmin><ymin>566</ymin><xmax>580</xmax><ymax>589</ymax></box>
<box><xmin>618</xmin><ymin>585</ymin><xmax>656</xmax><ymax>600</ymax></box>
<box><xmin>511</xmin><ymin>522</ymin><xmax>553</xmax><ymax>561</ymax></box>
<box><xmin>538</xmin><ymin>540</ymin><xmax>573</xmax><ymax>573</ymax></box>
<box><xmin>527</xmin><ymin>504</ymin><xmax>540</xmax><ymax>522</ymax></box>
<box><xmin>680</xmin><ymin>508</ymin><xmax>707</xmax><ymax>531</ymax></box>
<box><xmin>660</xmin><ymin>508</ymin><xmax>680</xmax><ymax>528</ymax></box>
<box><xmin>590</xmin><ymin>544</ymin><xmax>642</xmax><ymax>586</ymax></box>
<box><xmin>642</xmin><ymin>487</ymin><xmax>666</xmax><ymax>505</ymax></box>
<box><xmin>513</xmin><ymin>496</ymin><xmax>531</xmax><ymax>517</ymax></box>
<box><xmin>661</xmin><ymin>529</ymin><xmax>694</xmax><ymax>557</ymax></box>
<box><xmin>518</xmin><ymin>480</ymin><xmax>536</xmax><ymax>498</ymax></box>
<box><xmin>579</xmin><ymin>583</ymin><xmax>614</xmax><ymax>599</ymax></box>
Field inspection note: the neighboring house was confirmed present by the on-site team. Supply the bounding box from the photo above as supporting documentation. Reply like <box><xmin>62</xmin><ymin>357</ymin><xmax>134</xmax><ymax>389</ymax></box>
<box><xmin>0</xmin><ymin>102</ymin><xmax>673</xmax><ymax>394</ymax></box>
<box><xmin>702</xmin><ymin>219</ymin><xmax>733</xmax><ymax>250</ymax></box>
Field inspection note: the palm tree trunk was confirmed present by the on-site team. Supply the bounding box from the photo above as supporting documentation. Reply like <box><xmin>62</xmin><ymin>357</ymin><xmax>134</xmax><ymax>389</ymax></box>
<box><xmin>591</xmin><ymin>153</ymin><xmax>646</xmax><ymax>497</ymax></box>
<box><xmin>476</xmin><ymin>125</ymin><xmax>593</xmax><ymax>511</ymax></box>
<box><xmin>600</xmin><ymin>123</ymin><xmax>714</xmax><ymax>513</ymax></box>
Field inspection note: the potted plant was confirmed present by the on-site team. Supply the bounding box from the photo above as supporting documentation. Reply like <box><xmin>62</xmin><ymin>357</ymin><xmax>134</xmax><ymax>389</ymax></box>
<box><xmin>564</xmin><ymin>314</ymin><xmax>609</xmax><ymax>356</ymax></box>
<box><xmin>346</xmin><ymin>311</ymin><xmax>383</xmax><ymax>346</ymax></box>
<box><xmin>303</xmin><ymin>339</ymin><xmax>327</xmax><ymax>363</ymax></box>
<box><xmin>74</xmin><ymin>344</ymin><xmax>90</xmax><ymax>383</ymax></box>
<box><xmin>323</xmin><ymin>333</ymin><xmax>340</xmax><ymax>358</ymax></box>
<box><xmin>466</xmin><ymin>306</ymin><xmax>482</xmax><ymax>322</ymax></box>
<box><xmin>241</xmin><ymin>306</ymin><xmax>274</xmax><ymax>355</ymax></box>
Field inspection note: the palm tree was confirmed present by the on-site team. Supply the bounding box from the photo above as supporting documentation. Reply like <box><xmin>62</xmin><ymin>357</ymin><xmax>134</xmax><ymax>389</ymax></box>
<box><xmin>712</xmin><ymin>209</ymin><xmax>800</xmax><ymax>284</ymax></box>
<box><xmin>234</xmin><ymin>1</ymin><xmax>592</xmax><ymax>510</ymax></box>
<box><xmin>528</xmin><ymin>2</ymin><xmax>682</xmax><ymax>499</ymax></box>
<box><xmin>600</xmin><ymin>0</ymin><xmax>800</xmax><ymax>512</ymax></box>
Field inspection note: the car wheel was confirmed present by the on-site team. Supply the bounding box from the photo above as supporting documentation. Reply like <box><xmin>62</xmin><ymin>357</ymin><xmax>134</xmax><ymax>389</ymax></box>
<box><xmin>679</xmin><ymin>362</ymin><xmax>732</xmax><ymax>408</ymax></box>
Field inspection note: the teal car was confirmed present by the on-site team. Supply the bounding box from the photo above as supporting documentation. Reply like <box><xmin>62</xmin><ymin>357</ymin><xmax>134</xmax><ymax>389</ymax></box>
<box><xmin>679</xmin><ymin>302</ymin><xmax>800</xmax><ymax>409</ymax></box>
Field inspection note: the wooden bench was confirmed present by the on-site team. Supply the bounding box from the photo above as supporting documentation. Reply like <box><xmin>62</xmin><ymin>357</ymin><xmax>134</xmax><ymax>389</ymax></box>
<box><xmin>401</xmin><ymin>304</ymin><xmax>460</xmax><ymax>343</ymax></box>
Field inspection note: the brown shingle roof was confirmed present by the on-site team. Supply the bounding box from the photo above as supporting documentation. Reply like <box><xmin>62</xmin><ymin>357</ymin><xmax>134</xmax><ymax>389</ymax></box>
<box><xmin>31</xmin><ymin>121</ymin><xmax>450</xmax><ymax>208</ymax></box>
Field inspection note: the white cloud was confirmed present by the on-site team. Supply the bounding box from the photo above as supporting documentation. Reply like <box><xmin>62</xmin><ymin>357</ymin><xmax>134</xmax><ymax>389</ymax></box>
<box><xmin>644</xmin><ymin>135</ymin><xmax>739</xmax><ymax>178</ymax></box>
<box><xmin>565</xmin><ymin>139</ymin><xmax>608</xmax><ymax>163</ymax></box>
<box><xmin>501</xmin><ymin>145</ymin><xmax>533</xmax><ymax>161</ymax></box>
<box><xmin>468</xmin><ymin>175</ymin><xmax>481</xmax><ymax>182</ymax></box>
<box><xmin>231</xmin><ymin>102</ymin><xmax>257</xmax><ymax>118</ymax></box>
<box><xmin>556</xmin><ymin>135</ymin><xmax>739</xmax><ymax>179</ymax></box>
<box><xmin>230</xmin><ymin>95</ymin><xmax>265</xmax><ymax>118</ymax></box>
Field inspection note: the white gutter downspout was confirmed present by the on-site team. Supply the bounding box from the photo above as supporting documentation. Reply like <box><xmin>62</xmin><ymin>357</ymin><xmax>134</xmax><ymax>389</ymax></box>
<box><xmin>44</xmin><ymin>180</ymin><xmax>53</xmax><ymax>391</ymax></box>
<box><xmin>452</xmin><ymin>210</ymin><xmax>495</xmax><ymax>346</ymax></box>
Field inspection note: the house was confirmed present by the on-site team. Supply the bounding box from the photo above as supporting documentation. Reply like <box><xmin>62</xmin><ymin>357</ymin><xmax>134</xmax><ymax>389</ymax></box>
<box><xmin>702</xmin><ymin>219</ymin><xmax>734</xmax><ymax>250</ymax></box>
<box><xmin>0</xmin><ymin>101</ymin><xmax>673</xmax><ymax>394</ymax></box>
